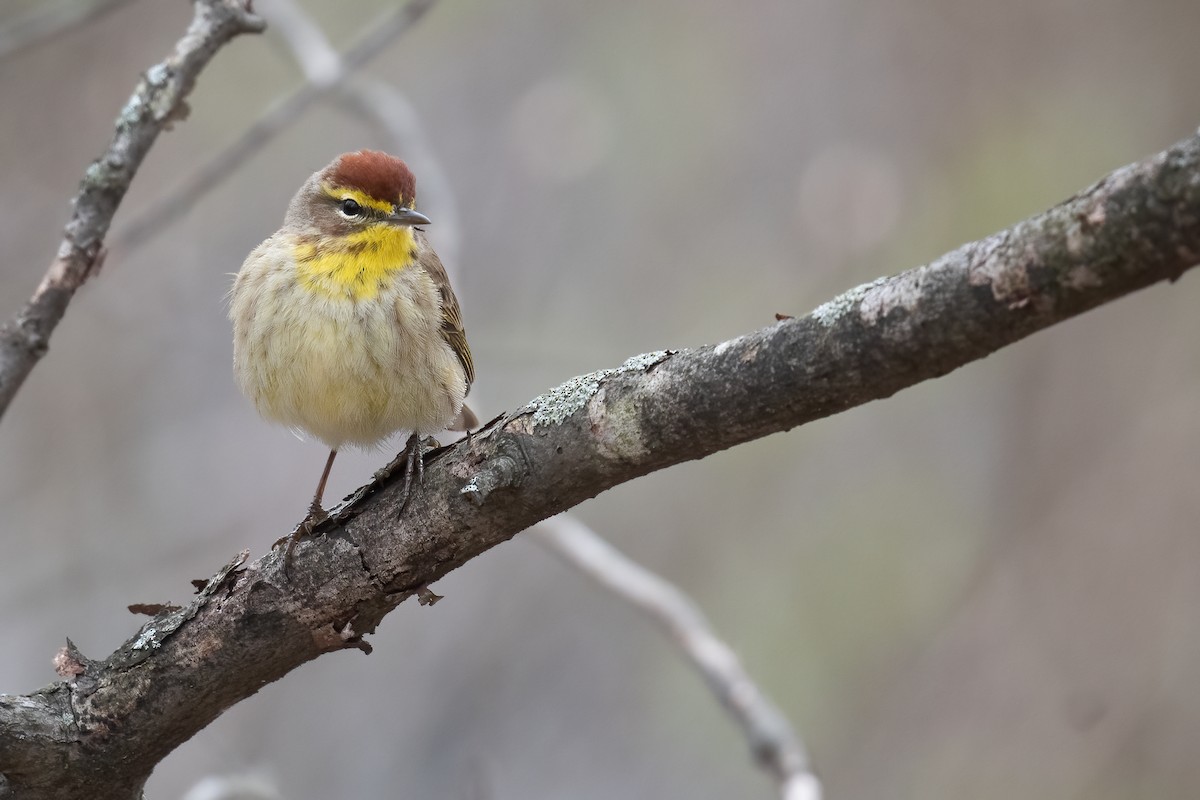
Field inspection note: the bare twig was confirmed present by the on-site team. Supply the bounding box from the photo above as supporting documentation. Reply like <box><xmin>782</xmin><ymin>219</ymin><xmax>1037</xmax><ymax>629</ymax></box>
<box><xmin>258</xmin><ymin>0</ymin><xmax>462</xmax><ymax>264</ymax></box>
<box><xmin>533</xmin><ymin>515</ymin><xmax>822</xmax><ymax>800</ymax></box>
<box><xmin>0</xmin><ymin>0</ymin><xmax>138</xmax><ymax>61</ymax></box>
<box><xmin>255</xmin><ymin>0</ymin><xmax>340</xmax><ymax>86</ymax></box>
<box><xmin>0</xmin><ymin>0</ymin><xmax>265</xmax><ymax>423</ymax></box>
<box><xmin>110</xmin><ymin>0</ymin><xmax>438</xmax><ymax>254</ymax></box>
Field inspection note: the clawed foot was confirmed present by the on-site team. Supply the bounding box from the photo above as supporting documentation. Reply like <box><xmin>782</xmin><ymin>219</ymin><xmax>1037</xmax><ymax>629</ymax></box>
<box><xmin>373</xmin><ymin>433</ymin><xmax>436</xmax><ymax>517</ymax></box>
<box><xmin>275</xmin><ymin>501</ymin><xmax>329</xmax><ymax>577</ymax></box>
<box><xmin>374</xmin><ymin>435</ymin><xmax>440</xmax><ymax>482</ymax></box>
<box><xmin>395</xmin><ymin>432</ymin><xmax>430</xmax><ymax>517</ymax></box>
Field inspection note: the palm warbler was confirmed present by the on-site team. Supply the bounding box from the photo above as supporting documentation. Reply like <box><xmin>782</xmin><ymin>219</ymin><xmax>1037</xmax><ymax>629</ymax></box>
<box><xmin>230</xmin><ymin>150</ymin><xmax>477</xmax><ymax>527</ymax></box>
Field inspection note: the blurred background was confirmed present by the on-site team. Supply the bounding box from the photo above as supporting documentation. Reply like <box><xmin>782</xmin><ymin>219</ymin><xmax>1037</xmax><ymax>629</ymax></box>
<box><xmin>2</xmin><ymin>0</ymin><xmax>1199</xmax><ymax>797</ymax></box>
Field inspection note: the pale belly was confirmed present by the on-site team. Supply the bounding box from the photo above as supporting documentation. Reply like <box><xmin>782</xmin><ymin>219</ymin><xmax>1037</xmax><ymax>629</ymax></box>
<box><xmin>233</xmin><ymin>275</ymin><xmax>466</xmax><ymax>449</ymax></box>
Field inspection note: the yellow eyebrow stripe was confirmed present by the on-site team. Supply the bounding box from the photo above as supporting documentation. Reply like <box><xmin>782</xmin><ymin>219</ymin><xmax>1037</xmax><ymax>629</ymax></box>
<box><xmin>320</xmin><ymin>182</ymin><xmax>394</xmax><ymax>214</ymax></box>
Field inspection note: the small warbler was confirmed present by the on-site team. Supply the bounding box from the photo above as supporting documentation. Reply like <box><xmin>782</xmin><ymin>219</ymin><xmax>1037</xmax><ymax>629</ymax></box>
<box><xmin>230</xmin><ymin>150</ymin><xmax>477</xmax><ymax>528</ymax></box>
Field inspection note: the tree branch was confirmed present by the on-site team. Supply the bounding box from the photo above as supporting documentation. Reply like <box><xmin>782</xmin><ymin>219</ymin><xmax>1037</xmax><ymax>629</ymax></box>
<box><xmin>2</xmin><ymin>127</ymin><xmax>1199</xmax><ymax>797</ymax></box>
<box><xmin>532</xmin><ymin>516</ymin><xmax>822</xmax><ymax>800</ymax></box>
<box><xmin>0</xmin><ymin>0</ymin><xmax>265</xmax><ymax>423</ymax></box>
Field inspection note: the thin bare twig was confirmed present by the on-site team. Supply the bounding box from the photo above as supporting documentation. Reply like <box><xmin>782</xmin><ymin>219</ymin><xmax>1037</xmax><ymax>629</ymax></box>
<box><xmin>258</xmin><ymin>0</ymin><xmax>462</xmax><ymax>265</ymax></box>
<box><xmin>110</xmin><ymin>0</ymin><xmax>438</xmax><ymax>255</ymax></box>
<box><xmin>0</xmin><ymin>0</ymin><xmax>265</xmax><ymax>423</ymax></box>
<box><xmin>0</xmin><ymin>0</ymin><xmax>138</xmax><ymax>61</ymax></box>
<box><xmin>532</xmin><ymin>515</ymin><xmax>823</xmax><ymax>800</ymax></box>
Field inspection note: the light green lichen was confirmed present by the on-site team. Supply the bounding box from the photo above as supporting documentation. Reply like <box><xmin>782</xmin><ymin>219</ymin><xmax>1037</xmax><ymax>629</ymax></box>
<box><xmin>528</xmin><ymin>350</ymin><xmax>671</xmax><ymax>429</ymax></box>
<box><xmin>810</xmin><ymin>276</ymin><xmax>889</xmax><ymax>326</ymax></box>
<box><xmin>84</xmin><ymin>159</ymin><xmax>124</xmax><ymax>188</ymax></box>
<box><xmin>132</xmin><ymin>627</ymin><xmax>161</xmax><ymax>651</ymax></box>
<box><xmin>118</xmin><ymin>92</ymin><xmax>144</xmax><ymax>125</ymax></box>
<box><xmin>145</xmin><ymin>64</ymin><xmax>170</xmax><ymax>86</ymax></box>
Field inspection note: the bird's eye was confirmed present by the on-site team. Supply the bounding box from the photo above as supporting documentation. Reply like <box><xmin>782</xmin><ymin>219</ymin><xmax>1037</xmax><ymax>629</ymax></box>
<box><xmin>339</xmin><ymin>198</ymin><xmax>362</xmax><ymax>217</ymax></box>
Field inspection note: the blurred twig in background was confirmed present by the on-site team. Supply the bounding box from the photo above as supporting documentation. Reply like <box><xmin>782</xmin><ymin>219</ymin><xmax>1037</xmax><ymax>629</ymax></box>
<box><xmin>110</xmin><ymin>0</ymin><xmax>442</xmax><ymax>256</ymax></box>
<box><xmin>534</xmin><ymin>515</ymin><xmax>822</xmax><ymax>800</ymax></box>
<box><xmin>0</xmin><ymin>0</ymin><xmax>137</xmax><ymax>61</ymax></box>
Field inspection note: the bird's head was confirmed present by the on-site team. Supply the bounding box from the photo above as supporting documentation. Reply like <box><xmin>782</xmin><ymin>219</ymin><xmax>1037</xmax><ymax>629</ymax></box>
<box><xmin>286</xmin><ymin>150</ymin><xmax>431</xmax><ymax>235</ymax></box>
<box><xmin>283</xmin><ymin>151</ymin><xmax>432</xmax><ymax>299</ymax></box>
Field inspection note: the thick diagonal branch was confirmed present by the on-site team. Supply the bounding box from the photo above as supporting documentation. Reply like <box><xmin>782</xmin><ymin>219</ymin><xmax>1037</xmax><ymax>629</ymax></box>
<box><xmin>1</xmin><ymin>130</ymin><xmax>1199</xmax><ymax>799</ymax></box>
<box><xmin>0</xmin><ymin>0</ymin><xmax>264</xmax><ymax>422</ymax></box>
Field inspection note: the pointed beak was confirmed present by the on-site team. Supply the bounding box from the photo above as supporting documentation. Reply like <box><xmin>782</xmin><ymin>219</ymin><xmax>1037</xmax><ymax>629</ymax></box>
<box><xmin>386</xmin><ymin>207</ymin><xmax>431</xmax><ymax>227</ymax></box>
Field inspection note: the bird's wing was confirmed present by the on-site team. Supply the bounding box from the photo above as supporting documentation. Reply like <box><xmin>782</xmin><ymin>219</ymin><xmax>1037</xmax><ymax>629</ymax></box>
<box><xmin>418</xmin><ymin>246</ymin><xmax>474</xmax><ymax>390</ymax></box>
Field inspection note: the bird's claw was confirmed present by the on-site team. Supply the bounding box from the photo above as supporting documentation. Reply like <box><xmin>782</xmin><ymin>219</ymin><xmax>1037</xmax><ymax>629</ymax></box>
<box><xmin>396</xmin><ymin>432</ymin><xmax>427</xmax><ymax>517</ymax></box>
<box><xmin>276</xmin><ymin>503</ymin><xmax>329</xmax><ymax>578</ymax></box>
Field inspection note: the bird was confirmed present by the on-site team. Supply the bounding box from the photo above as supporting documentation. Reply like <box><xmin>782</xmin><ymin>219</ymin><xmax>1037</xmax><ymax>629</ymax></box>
<box><xmin>229</xmin><ymin>150</ymin><xmax>477</xmax><ymax>538</ymax></box>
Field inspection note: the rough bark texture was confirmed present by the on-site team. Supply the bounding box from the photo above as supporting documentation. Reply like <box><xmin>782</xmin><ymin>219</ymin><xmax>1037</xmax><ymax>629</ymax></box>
<box><xmin>0</xmin><ymin>0</ymin><xmax>264</xmax><ymax>421</ymax></box>
<box><xmin>1</xmin><ymin>127</ymin><xmax>1197</xmax><ymax>799</ymax></box>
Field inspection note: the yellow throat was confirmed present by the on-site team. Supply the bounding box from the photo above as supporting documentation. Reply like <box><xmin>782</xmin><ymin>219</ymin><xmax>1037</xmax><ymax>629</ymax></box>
<box><xmin>295</xmin><ymin>224</ymin><xmax>418</xmax><ymax>302</ymax></box>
